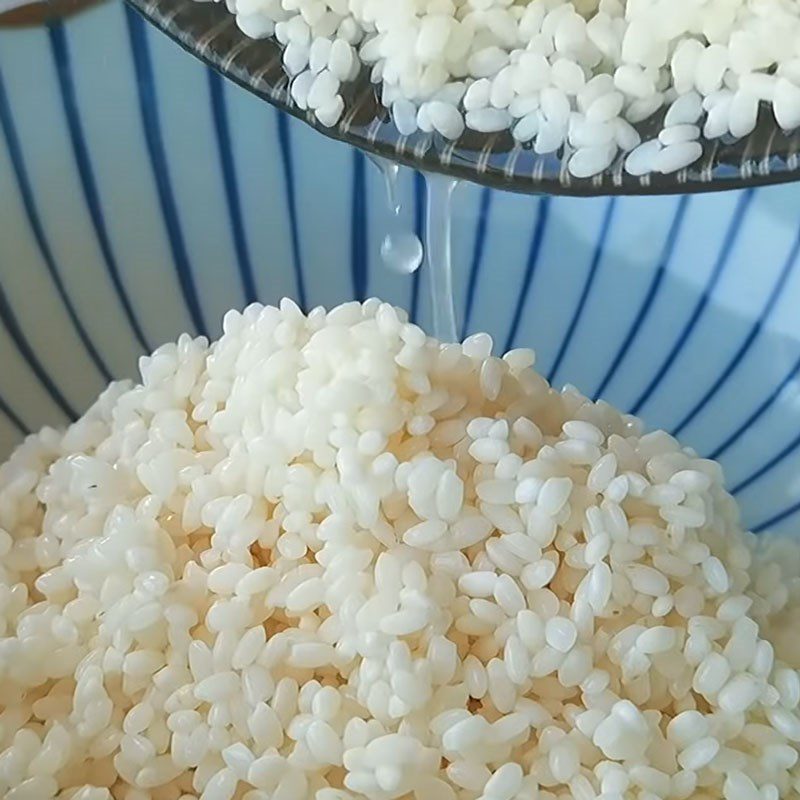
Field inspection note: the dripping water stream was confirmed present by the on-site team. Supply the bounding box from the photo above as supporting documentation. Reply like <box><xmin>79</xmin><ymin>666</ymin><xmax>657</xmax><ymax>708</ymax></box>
<box><xmin>368</xmin><ymin>155</ymin><xmax>423</xmax><ymax>276</ymax></box>
<box><xmin>423</xmin><ymin>173</ymin><xmax>459</xmax><ymax>344</ymax></box>
<box><xmin>367</xmin><ymin>156</ymin><xmax>460</xmax><ymax>343</ymax></box>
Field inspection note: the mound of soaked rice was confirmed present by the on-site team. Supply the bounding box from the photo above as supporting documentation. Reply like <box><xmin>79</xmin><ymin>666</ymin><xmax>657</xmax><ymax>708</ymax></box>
<box><xmin>1</xmin><ymin>298</ymin><xmax>800</xmax><ymax>800</ymax></box>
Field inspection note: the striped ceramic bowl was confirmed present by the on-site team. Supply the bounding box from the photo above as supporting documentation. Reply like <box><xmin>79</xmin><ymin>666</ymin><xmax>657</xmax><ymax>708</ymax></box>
<box><xmin>2</xmin><ymin>0</ymin><xmax>800</xmax><ymax>535</ymax></box>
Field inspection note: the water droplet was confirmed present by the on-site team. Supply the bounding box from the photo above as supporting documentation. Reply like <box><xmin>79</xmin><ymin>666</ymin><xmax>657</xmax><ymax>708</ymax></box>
<box><xmin>367</xmin><ymin>155</ymin><xmax>460</xmax><ymax>342</ymax></box>
<box><xmin>369</xmin><ymin>154</ymin><xmax>424</xmax><ymax>275</ymax></box>
<box><xmin>380</xmin><ymin>232</ymin><xmax>423</xmax><ymax>274</ymax></box>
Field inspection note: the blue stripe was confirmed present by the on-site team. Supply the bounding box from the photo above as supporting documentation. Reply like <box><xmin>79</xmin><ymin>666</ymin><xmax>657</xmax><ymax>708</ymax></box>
<box><xmin>207</xmin><ymin>70</ymin><xmax>258</xmax><ymax>305</ymax></box>
<box><xmin>593</xmin><ymin>196</ymin><xmax>689</xmax><ymax>400</ymax></box>
<box><xmin>0</xmin><ymin>279</ymin><xmax>77</xmax><ymax>420</ymax></box>
<box><xmin>0</xmin><ymin>63</ymin><xmax>113</xmax><ymax>385</ymax></box>
<box><xmin>351</xmin><ymin>151</ymin><xmax>368</xmax><ymax>301</ymax></box>
<box><xmin>461</xmin><ymin>187</ymin><xmax>492</xmax><ymax>340</ymax></box>
<box><xmin>0</xmin><ymin>393</ymin><xmax>29</xmax><ymax>436</ymax></box>
<box><xmin>710</xmin><ymin>351</ymin><xmax>800</xmax><ymax>460</ymax></box>
<box><xmin>630</xmin><ymin>190</ymin><xmax>754</xmax><ymax>415</ymax></box>
<box><xmin>548</xmin><ymin>197</ymin><xmax>616</xmax><ymax>384</ymax></box>
<box><xmin>731</xmin><ymin>428</ymin><xmax>800</xmax><ymax>496</ymax></box>
<box><xmin>275</xmin><ymin>111</ymin><xmax>306</xmax><ymax>310</ymax></box>
<box><xmin>753</xmin><ymin>498</ymin><xmax>800</xmax><ymax>533</ymax></box>
<box><xmin>125</xmin><ymin>8</ymin><xmax>207</xmax><ymax>335</ymax></box>
<box><xmin>49</xmin><ymin>22</ymin><xmax>151</xmax><ymax>354</ymax></box>
<box><xmin>504</xmin><ymin>196</ymin><xmax>550</xmax><ymax>351</ymax></box>
<box><xmin>672</xmin><ymin>221</ymin><xmax>800</xmax><ymax>437</ymax></box>
<box><xmin>410</xmin><ymin>171</ymin><xmax>425</xmax><ymax>325</ymax></box>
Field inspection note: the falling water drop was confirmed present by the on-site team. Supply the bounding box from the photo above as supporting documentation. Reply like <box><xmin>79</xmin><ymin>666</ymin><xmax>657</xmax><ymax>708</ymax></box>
<box><xmin>366</xmin><ymin>155</ymin><xmax>459</xmax><ymax>343</ymax></box>
<box><xmin>368</xmin><ymin>155</ymin><xmax>424</xmax><ymax>275</ymax></box>
<box><xmin>380</xmin><ymin>232</ymin><xmax>424</xmax><ymax>275</ymax></box>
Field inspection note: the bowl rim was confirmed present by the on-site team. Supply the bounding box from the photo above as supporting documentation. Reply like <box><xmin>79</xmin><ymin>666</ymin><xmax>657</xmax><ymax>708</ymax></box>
<box><xmin>0</xmin><ymin>0</ymin><xmax>105</xmax><ymax>27</ymax></box>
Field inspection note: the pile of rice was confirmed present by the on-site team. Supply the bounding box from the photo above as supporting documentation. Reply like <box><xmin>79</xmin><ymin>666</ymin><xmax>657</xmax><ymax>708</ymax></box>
<box><xmin>2</xmin><ymin>298</ymin><xmax>800</xmax><ymax>800</ymax></box>
<box><xmin>214</xmin><ymin>0</ymin><xmax>800</xmax><ymax>178</ymax></box>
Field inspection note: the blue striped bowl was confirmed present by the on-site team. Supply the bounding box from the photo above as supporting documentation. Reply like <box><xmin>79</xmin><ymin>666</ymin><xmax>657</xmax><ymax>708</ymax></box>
<box><xmin>3</xmin><ymin>1</ymin><xmax>800</xmax><ymax>535</ymax></box>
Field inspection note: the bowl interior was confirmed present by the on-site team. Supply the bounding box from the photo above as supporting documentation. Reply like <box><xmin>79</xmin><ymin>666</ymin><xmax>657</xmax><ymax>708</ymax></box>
<box><xmin>1</xmin><ymin>1</ymin><xmax>800</xmax><ymax>536</ymax></box>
